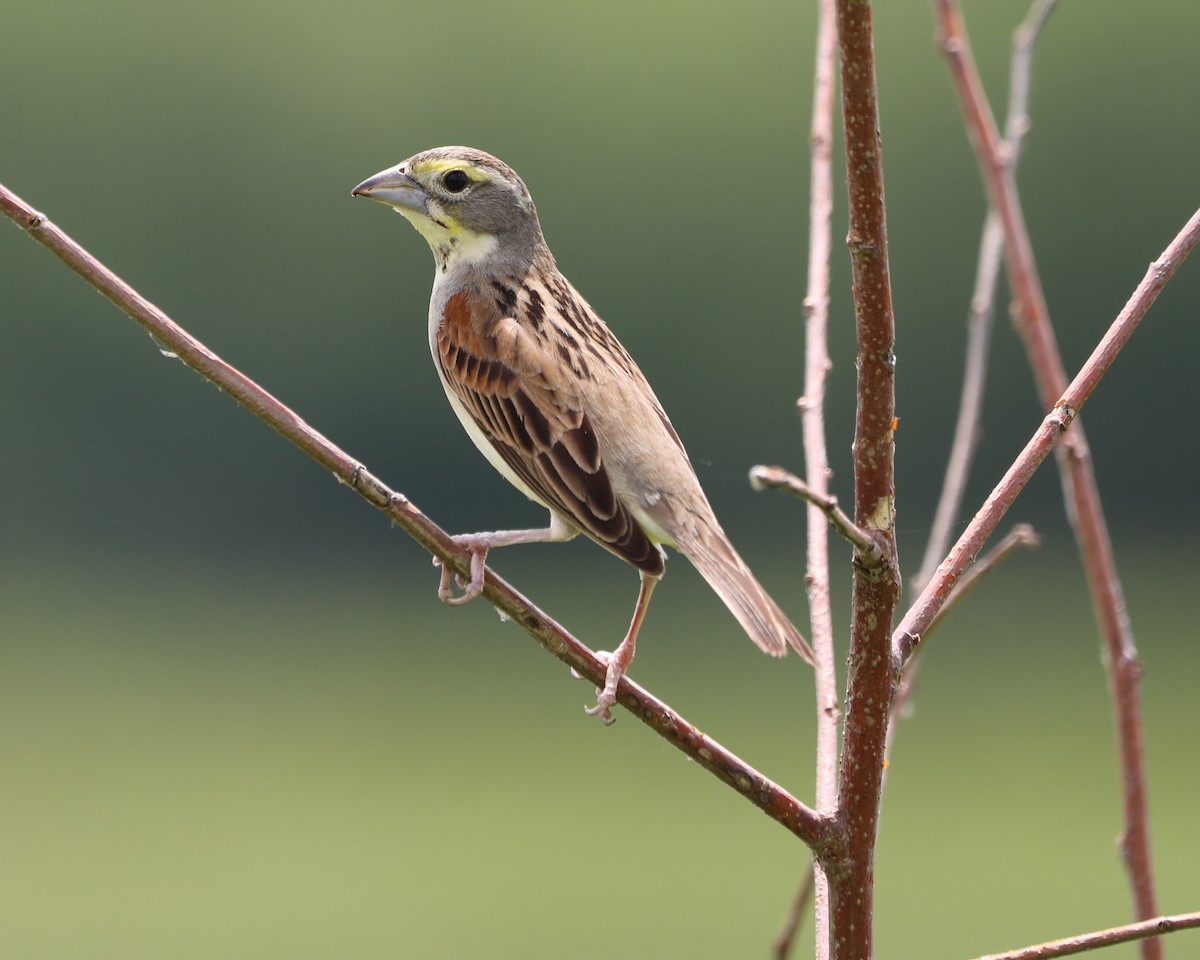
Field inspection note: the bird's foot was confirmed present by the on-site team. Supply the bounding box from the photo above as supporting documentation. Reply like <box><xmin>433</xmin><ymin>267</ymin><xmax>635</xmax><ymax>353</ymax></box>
<box><xmin>574</xmin><ymin>650</ymin><xmax>617</xmax><ymax>725</ymax></box>
<box><xmin>434</xmin><ymin>536</ymin><xmax>490</xmax><ymax>605</ymax></box>
<box><xmin>582</xmin><ymin>640</ymin><xmax>637</xmax><ymax>726</ymax></box>
<box><xmin>584</xmin><ymin>691</ymin><xmax>618</xmax><ymax>726</ymax></box>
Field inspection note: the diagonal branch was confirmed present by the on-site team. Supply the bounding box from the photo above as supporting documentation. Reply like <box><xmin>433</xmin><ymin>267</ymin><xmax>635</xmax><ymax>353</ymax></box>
<box><xmin>895</xmin><ymin>204</ymin><xmax>1200</xmax><ymax>663</ymax></box>
<box><xmin>0</xmin><ymin>180</ymin><xmax>830</xmax><ymax>851</ymax></box>
<box><xmin>933</xmin><ymin>2</ymin><xmax>1171</xmax><ymax>948</ymax></box>
<box><xmin>968</xmin><ymin>911</ymin><xmax>1200</xmax><ymax>960</ymax></box>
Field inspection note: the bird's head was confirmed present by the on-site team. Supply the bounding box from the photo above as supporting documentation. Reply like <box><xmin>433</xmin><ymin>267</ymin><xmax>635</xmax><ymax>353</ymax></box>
<box><xmin>353</xmin><ymin>146</ymin><xmax>547</xmax><ymax>274</ymax></box>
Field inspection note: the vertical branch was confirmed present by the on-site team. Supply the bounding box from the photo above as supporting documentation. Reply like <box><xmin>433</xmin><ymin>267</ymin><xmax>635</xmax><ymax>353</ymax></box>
<box><xmin>780</xmin><ymin>1</ymin><xmax>840</xmax><ymax>957</ymax></box>
<box><xmin>899</xmin><ymin>0</ymin><xmax>1057</xmax><ymax>760</ymax></box>
<box><xmin>933</xmin><ymin>3</ymin><xmax>1161</xmax><ymax>953</ymax></box>
<box><xmin>912</xmin><ymin>211</ymin><xmax>1004</xmax><ymax>592</ymax></box>
<box><xmin>829</xmin><ymin>2</ymin><xmax>903</xmax><ymax>958</ymax></box>
<box><xmin>917</xmin><ymin>0</ymin><xmax>1055</xmax><ymax>593</ymax></box>
<box><xmin>806</xmin><ymin>0</ymin><xmax>840</xmax><ymax>816</ymax></box>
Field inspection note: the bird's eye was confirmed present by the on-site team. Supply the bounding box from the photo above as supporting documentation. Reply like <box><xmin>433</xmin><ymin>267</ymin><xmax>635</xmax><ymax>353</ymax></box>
<box><xmin>442</xmin><ymin>169</ymin><xmax>471</xmax><ymax>193</ymax></box>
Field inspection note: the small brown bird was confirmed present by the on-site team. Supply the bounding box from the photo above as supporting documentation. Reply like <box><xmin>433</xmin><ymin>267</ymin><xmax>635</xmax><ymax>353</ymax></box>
<box><xmin>353</xmin><ymin>147</ymin><xmax>812</xmax><ymax>722</ymax></box>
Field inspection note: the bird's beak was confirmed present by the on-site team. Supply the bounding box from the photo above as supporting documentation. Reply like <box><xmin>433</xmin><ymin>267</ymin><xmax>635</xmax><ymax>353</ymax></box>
<box><xmin>351</xmin><ymin>166</ymin><xmax>427</xmax><ymax>214</ymax></box>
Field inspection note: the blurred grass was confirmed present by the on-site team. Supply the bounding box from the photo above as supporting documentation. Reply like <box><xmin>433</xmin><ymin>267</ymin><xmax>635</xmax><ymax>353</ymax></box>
<box><xmin>2</xmin><ymin>544</ymin><xmax>1196</xmax><ymax>958</ymax></box>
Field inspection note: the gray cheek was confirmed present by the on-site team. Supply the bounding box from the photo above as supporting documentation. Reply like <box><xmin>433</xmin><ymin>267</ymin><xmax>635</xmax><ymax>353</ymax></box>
<box><xmin>462</xmin><ymin>189</ymin><xmax>520</xmax><ymax>235</ymax></box>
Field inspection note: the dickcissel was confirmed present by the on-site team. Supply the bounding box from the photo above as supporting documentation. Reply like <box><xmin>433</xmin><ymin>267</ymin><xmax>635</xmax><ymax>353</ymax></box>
<box><xmin>353</xmin><ymin>146</ymin><xmax>812</xmax><ymax>722</ymax></box>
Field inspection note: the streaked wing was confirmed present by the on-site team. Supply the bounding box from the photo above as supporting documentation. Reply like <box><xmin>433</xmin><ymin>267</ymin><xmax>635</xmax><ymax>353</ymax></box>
<box><xmin>437</xmin><ymin>290</ymin><xmax>663</xmax><ymax>576</ymax></box>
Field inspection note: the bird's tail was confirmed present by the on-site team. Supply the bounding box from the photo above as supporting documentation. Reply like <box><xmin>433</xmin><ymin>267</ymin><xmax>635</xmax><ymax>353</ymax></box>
<box><xmin>682</xmin><ymin>530</ymin><xmax>814</xmax><ymax>664</ymax></box>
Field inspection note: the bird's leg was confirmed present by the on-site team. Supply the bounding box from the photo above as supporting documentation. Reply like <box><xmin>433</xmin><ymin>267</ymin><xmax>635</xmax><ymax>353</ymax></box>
<box><xmin>435</xmin><ymin>513</ymin><xmax>577</xmax><ymax>605</ymax></box>
<box><xmin>585</xmin><ymin>572</ymin><xmax>659</xmax><ymax>725</ymax></box>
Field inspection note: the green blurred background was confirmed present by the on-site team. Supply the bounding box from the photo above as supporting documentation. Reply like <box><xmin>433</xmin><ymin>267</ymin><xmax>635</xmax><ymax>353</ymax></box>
<box><xmin>2</xmin><ymin>0</ymin><xmax>1198</xmax><ymax>956</ymax></box>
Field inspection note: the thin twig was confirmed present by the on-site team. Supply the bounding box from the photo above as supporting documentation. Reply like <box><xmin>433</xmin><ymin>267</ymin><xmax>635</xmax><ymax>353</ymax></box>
<box><xmin>970</xmin><ymin>911</ymin><xmax>1200</xmax><ymax>960</ymax></box>
<box><xmin>775</xmin><ymin>0</ymin><xmax>839</xmax><ymax>955</ymax></box>
<box><xmin>891</xmin><ymin>525</ymin><xmax>1040</xmax><ymax>755</ymax></box>
<box><xmin>829</xmin><ymin>2</ymin><xmax>904</xmax><ymax>957</ymax></box>
<box><xmin>894</xmin><ymin>401</ymin><xmax>1072</xmax><ymax>662</ymax></box>
<box><xmin>914</xmin><ymin>211</ymin><xmax>1005</xmax><ymax>593</ymax></box>
<box><xmin>751</xmin><ymin>466</ymin><xmax>877</xmax><ymax>560</ymax></box>
<box><xmin>894</xmin><ymin>205</ymin><xmax>1200</xmax><ymax>664</ymax></box>
<box><xmin>772</xmin><ymin>865</ymin><xmax>816</xmax><ymax>960</ymax></box>
<box><xmin>915</xmin><ymin>0</ymin><xmax>1055</xmax><ymax>615</ymax></box>
<box><xmin>923</xmin><ymin>523</ymin><xmax>1041</xmax><ymax>639</ymax></box>
<box><xmin>933</xmin><ymin>2</ymin><xmax>1166</xmax><ymax>948</ymax></box>
<box><xmin>0</xmin><ymin>181</ymin><xmax>833</xmax><ymax>851</ymax></box>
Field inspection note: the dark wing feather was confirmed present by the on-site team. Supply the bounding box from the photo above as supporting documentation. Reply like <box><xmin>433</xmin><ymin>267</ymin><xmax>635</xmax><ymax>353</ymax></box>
<box><xmin>437</xmin><ymin>291</ymin><xmax>663</xmax><ymax>576</ymax></box>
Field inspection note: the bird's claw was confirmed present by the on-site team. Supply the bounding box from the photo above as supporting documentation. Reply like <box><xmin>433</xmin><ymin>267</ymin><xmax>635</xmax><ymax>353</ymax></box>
<box><xmin>584</xmin><ymin>695</ymin><xmax>617</xmax><ymax>726</ymax></box>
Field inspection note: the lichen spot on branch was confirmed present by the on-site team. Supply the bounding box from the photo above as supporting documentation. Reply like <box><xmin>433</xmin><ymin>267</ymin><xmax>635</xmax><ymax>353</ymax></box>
<box><xmin>865</xmin><ymin>495</ymin><xmax>895</xmax><ymax>532</ymax></box>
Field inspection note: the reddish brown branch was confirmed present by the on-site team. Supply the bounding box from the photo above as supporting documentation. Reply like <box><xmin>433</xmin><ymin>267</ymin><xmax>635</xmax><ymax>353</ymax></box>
<box><xmin>889</xmin><ymin>0</ymin><xmax>1056</xmax><ymax>891</ymax></box>
<box><xmin>899</xmin><ymin>0</ymin><xmax>1055</xmax><ymax>796</ymax></box>
<box><xmin>898</xmin><ymin>205</ymin><xmax>1200</xmax><ymax>659</ymax></box>
<box><xmin>0</xmin><ymin>180</ymin><xmax>831</xmax><ymax>850</ymax></box>
<box><xmin>970</xmin><ymin>911</ymin><xmax>1200</xmax><ymax>960</ymax></box>
<box><xmin>829</xmin><ymin>2</ymin><xmax>903</xmax><ymax>958</ymax></box>
<box><xmin>915</xmin><ymin>0</ymin><xmax>1055</xmax><ymax>591</ymax></box>
<box><xmin>895</xmin><ymin>205</ymin><xmax>1200</xmax><ymax>660</ymax></box>
<box><xmin>933</xmin><ymin>2</ymin><xmax>1175</xmax><ymax>948</ymax></box>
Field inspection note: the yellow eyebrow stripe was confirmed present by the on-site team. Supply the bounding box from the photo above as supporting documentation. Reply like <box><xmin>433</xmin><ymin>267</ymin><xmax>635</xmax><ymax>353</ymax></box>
<box><xmin>412</xmin><ymin>157</ymin><xmax>486</xmax><ymax>180</ymax></box>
